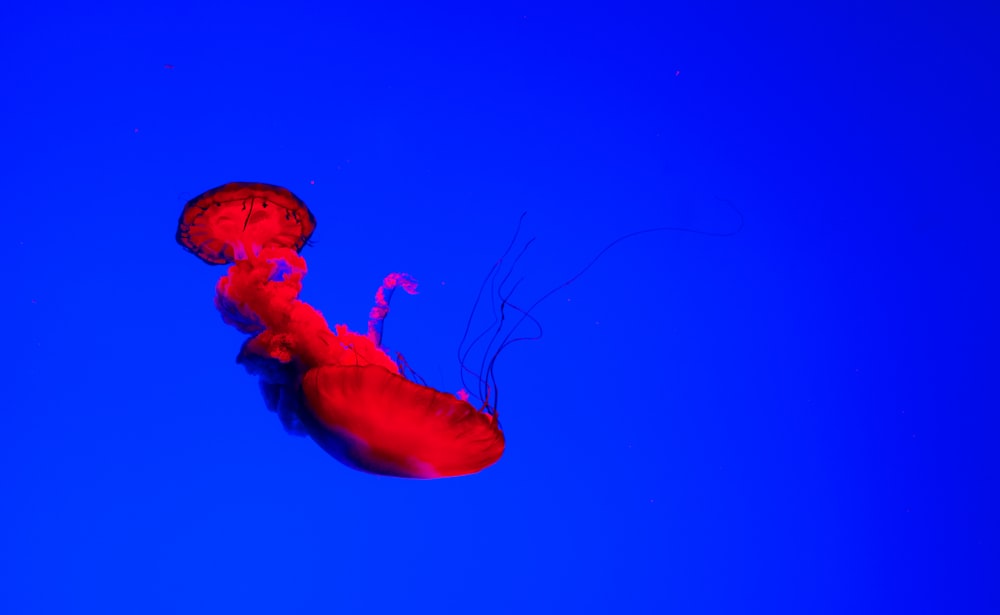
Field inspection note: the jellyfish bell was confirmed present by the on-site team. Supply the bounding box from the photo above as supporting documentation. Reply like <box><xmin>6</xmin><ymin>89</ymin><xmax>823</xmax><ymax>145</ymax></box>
<box><xmin>176</xmin><ymin>182</ymin><xmax>316</xmax><ymax>265</ymax></box>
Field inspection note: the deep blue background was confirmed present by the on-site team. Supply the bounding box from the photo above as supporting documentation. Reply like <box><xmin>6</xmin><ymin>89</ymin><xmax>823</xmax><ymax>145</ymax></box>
<box><xmin>2</xmin><ymin>2</ymin><xmax>997</xmax><ymax>613</ymax></box>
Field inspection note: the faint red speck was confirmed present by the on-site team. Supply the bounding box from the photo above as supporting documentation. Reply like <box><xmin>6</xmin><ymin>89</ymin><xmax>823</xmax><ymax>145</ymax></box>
<box><xmin>309</xmin><ymin>179</ymin><xmax>315</xmax><ymax>185</ymax></box>
<box><xmin>133</xmin><ymin>128</ymin><xmax>139</xmax><ymax>134</ymax></box>
<box><xmin>164</xmin><ymin>64</ymin><xmax>174</xmax><ymax>69</ymax></box>
<box><xmin>675</xmin><ymin>70</ymin><xmax>681</xmax><ymax>77</ymax></box>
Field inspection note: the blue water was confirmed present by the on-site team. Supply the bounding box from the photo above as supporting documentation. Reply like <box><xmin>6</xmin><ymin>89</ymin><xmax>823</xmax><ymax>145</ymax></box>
<box><xmin>2</xmin><ymin>3</ymin><xmax>997</xmax><ymax>613</ymax></box>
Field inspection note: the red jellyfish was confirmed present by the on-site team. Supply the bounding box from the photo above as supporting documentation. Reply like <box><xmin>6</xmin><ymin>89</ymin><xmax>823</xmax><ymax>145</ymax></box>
<box><xmin>176</xmin><ymin>182</ymin><xmax>504</xmax><ymax>478</ymax></box>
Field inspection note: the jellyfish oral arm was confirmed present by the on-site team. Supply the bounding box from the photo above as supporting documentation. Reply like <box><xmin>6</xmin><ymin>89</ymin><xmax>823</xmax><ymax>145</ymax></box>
<box><xmin>367</xmin><ymin>272</ymin><xmax>418</xmax><ymax>347</ymax></box>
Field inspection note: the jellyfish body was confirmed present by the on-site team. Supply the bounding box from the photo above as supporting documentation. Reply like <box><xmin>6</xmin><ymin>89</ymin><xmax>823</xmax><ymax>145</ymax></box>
<box><xmin>177</xmin><ymin>182</ymin><xmax>504</xmax><ymax>478</ymax></box>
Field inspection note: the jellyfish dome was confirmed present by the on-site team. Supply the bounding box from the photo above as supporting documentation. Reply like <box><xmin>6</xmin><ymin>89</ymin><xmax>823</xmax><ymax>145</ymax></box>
<box><xmin>176</xmin><ymin>182</ymin><xmax>316</xmax><ymax>265</ymax></box>
<box><xmin>177</xmin><ymin>182</ymin><xmax>504</xmax><ymax>479</ymax></box>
